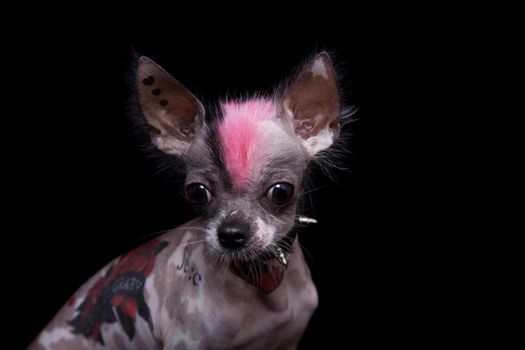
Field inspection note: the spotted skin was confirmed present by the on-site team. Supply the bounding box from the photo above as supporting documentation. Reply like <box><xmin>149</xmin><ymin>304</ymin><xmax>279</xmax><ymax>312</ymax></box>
<box><xmin>142</xmin><ymin>76</ymin><xmax>155</xmax><ymax>86</ymax></box>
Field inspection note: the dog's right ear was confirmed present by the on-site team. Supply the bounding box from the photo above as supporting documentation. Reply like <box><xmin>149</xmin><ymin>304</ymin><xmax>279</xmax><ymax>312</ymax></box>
<box><xmin>137</xmin><ymin>56</ymin><xmax>205</xmax><ymax>155</ymax></box>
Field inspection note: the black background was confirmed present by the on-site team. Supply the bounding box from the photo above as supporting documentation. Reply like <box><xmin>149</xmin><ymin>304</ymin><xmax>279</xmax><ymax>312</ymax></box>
<box><xmin>5</xmin><ymin>13</ymin><xmax>457</xmax><ymax>349</ymax></box>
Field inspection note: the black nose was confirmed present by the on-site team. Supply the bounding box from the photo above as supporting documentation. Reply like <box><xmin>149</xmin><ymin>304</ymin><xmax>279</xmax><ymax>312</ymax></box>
<box><xmin>217</xmin><ymin>222</ymin><xmax>249</xmax><ymax>249</ymax></box>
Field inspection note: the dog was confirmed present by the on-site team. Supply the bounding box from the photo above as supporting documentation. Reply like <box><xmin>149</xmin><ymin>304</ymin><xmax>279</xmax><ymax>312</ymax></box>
<box><xmin>29</xmin><ymin>52</ymin><xmax>348</xmax><ymax>350</ymax></box>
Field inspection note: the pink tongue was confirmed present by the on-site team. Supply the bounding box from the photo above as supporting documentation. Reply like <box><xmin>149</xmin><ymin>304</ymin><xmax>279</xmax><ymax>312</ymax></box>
<box><xmin>230</xmin><ymin>259</ymin><xmax>285</xmax><ymax>294</ymax></box>
<box><xmin>233</xmin><ymin>259</ymin><xmax>243</xmax><ymax>269</ymax></box>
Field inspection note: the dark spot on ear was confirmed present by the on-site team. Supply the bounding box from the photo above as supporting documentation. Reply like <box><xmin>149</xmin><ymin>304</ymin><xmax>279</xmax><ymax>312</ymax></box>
<box><xmin>143</xmin><ymin>76</ymin><xmax>155</xmax><ymax>86</ymax></box>
<box><xmin>160</xmin><ymin>99</ymin><xmax>168</xmax><ymax>106</ymax></box>
<box><xmin>152</xmin><ymin>88</ymin><xmax>161</xmax><ymax>96</ymax></box>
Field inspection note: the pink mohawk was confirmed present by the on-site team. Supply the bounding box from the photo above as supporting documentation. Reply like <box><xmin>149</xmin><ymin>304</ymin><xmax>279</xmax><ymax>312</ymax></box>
<box><xmin>218</xmin><ymin>99</ymin><xmax>277</xmax><ymax>189</ymax></box>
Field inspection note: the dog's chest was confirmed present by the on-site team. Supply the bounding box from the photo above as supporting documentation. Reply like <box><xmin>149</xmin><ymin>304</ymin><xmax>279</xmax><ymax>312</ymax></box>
<box><xmin>162</xmin><ymin>250</ymin><xmax>318</xmax><ymax>350</ymax></box>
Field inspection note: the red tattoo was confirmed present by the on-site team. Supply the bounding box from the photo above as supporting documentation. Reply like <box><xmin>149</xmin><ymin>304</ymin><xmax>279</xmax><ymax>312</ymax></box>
<box><xmin>68</xmin><ymin>239</ymin><xmax>168</xmax><ymax>344</ymax></box>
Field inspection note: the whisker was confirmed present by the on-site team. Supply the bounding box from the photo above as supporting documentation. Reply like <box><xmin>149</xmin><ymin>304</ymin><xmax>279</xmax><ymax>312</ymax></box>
<box><xmin>299</xmin><ymin>185</ymin><xmax>327</xmax><ymax>198</ymax></box>
<box><xmin>298</xmin><ymin>242</ymin><xmax>321</xmax><ymax>279</ymax></box>
<box><xmin>139</xmin><ymin>226</ymin><xmax>206</xmax><ymax>240</ymax></box>
<box><xmin>138</xmin><ymin>227</ymin><xmax>175</xmax><ymax>240</ymax></box>
<box><xmin>183</xmin><ymin>239</ymin><xmax>207</xmax><ymax>248</ymax></box>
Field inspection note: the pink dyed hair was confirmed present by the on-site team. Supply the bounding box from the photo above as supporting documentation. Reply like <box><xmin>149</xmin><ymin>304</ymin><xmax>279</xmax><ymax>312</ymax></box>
<box><xmin>218</xmin><ymin>99</ymin><xmax>277</xmax><ymax>189</ymax></box>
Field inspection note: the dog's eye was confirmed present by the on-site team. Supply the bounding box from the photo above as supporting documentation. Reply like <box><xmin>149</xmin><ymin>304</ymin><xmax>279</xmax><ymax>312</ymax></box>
<box><xmin>267</xmin><ymin>183</ymin><xmax>294</xmax><ymax>205</ymax></box>
<box><xmin>185</xmin><ymin>183</ymin><xmax>211</xmax><ymax>205</ymax></box>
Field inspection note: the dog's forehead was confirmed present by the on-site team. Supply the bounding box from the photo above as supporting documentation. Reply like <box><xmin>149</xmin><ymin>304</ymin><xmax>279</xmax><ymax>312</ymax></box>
<box><xmin>217</xmin><ymin>99</ymin><xmax>303</xmax><ymax>190</ymax></box>
<box><xmin>185</xmin><ymin>99</ymin><xmax>307</xmax><ymax>190</ymax></box>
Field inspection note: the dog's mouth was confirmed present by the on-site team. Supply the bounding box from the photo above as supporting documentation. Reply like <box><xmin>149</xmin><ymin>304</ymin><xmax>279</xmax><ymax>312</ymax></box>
<box><xmin>211</xmin><ymin>216</ymin><xmax>316</xmax><ymax>294</ymax></box>
<box><xmin>226</xmin><ymin>242</ymin><xmax>291</xmax><ymax>294</ymax></box>
<box><xmin>230</xmin><ymin>255</ymin><xmax>286</xmax><ymax>294</ymax></box>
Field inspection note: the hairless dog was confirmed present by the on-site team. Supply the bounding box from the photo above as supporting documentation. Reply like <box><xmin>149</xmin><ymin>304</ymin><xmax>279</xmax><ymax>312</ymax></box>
<box><xmin>29</xmin><ymin>52</ymin><xmax>351</xmax><ymax>350</ymax></box>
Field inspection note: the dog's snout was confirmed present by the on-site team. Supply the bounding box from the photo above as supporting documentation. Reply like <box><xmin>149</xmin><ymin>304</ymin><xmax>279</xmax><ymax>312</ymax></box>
<box><xmin>217</xmin><ymin>222</ymin><xmax>249</xmax><ymax>249</ymax></box>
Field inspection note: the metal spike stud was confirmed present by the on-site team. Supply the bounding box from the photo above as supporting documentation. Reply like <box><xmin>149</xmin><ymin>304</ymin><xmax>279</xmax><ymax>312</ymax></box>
<box><xmin>297</xmin><ymin>216</ymin><xmax>318</xmax><ymax>225</ymax></box>
<box><xmin>276</xmin><ymin>247</ymin><xmax>288</xmax><ymax>268</ymax></box>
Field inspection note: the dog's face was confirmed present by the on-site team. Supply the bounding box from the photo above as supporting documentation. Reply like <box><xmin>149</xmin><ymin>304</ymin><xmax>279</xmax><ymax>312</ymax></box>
<box><xmin>137</xmin><ymin>54</ymin><xmax>341</xmax><ymax>263</ymax></box>
<box><xmin>183</xmin><ymin>101</ymin><xmax>308</xmax><ymax>261</ymax></box>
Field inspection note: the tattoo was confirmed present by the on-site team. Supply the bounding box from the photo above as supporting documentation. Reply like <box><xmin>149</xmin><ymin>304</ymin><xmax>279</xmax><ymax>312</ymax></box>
<box><xmin>68</xmin><ymin>239</ymin><xmax>169</xmax><ymax>344</ymax></box>
<box><xmin>176</xmin><ymin>246</ymin><xmax>202</xmax><ymax>286</ymax></box>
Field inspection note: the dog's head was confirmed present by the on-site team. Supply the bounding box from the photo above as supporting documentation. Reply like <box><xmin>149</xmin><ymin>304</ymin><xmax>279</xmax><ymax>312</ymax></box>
<box><xmin>136</xmin><ymin>53</ymin><xmax>342</xmax><ymax>263</ymax></box>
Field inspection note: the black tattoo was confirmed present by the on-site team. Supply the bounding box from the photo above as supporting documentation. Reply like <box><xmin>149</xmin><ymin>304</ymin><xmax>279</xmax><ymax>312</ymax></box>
<box><xmin>176</xmin><ymin>247</ymin><xmax>202</xmax><ymax>286</ymax></box>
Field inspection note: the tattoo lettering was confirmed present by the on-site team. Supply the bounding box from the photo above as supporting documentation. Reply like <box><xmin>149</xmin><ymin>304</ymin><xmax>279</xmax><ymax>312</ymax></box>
<box><xmin>68</xmin><ymin>239</ymin><xmax>169</xmax><ymax>344</ymax></box>
<box><xmin>176</xmin><ymin>246</ymin><xmax>202</xmax><ymax>286</ymax></box>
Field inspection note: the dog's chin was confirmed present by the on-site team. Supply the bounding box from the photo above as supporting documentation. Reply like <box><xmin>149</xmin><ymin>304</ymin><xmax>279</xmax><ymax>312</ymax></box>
<box><xmin>210</xmin><ymin>245</ymin><xmax>276</xmax><ymax>266</ymax></box>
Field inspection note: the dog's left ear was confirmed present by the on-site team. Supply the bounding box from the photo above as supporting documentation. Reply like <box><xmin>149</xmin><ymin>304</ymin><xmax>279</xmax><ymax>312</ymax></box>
<box><xmin>281</xmin><ymin>52</ymin><xmax>342</xmax><ymax>157</ymax></box>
